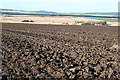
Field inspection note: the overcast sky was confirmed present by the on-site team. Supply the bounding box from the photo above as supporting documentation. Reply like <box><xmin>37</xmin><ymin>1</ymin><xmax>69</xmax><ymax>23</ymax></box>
<box><xmin>0</xmin><ymin>0</ymin><xmax>119</xmax><ymax>13</ymax></box>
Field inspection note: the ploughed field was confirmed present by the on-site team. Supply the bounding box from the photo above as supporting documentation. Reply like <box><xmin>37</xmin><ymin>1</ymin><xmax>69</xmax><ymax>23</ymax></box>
<box><xmin>2</xmin><ymin>23</ymin><xmax>119</xmax><ymax>79</ymax></box>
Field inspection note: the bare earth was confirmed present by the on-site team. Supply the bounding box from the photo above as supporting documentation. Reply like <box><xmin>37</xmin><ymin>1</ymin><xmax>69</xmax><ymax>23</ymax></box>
<box><xmin>2</xmin><ymin>23</ymin><xmax>119</xmax><ymax>79</ymax></box>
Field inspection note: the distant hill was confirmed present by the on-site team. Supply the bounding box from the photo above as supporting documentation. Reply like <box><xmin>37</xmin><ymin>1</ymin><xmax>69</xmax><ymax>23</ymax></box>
<box><xmin>1</xmin><ymin>9</ymin><xmax>57</xmax><ymax>14</ymax></box>
<box><xmin>1</xmin><ymin>9</ymin><xmax>25</xmax><ymax>12</ymax></box>
<box><xmin>1</xmin><ymin>9</ymin><xmax>118</xmax><ymax>19</ymax></box>
<box><xmin>1</xmin><ymin>9</ymin><xmax>117</xmax><ymax>15</ymax></box>
<box><xmin>30</xmin><ymin>10</ymin><xmax>57</xmax><ymax>13</ymax></box>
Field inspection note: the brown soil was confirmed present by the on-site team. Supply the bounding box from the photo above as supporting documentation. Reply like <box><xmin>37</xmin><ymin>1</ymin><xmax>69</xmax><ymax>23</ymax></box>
<box><xmin>2</xmin><ymin>23</ymin><xmax>119</xmax><ymax>79</ymax></box>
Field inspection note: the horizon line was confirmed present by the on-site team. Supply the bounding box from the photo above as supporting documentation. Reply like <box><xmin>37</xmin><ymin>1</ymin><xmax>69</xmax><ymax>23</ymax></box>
<box><xmin>1</xmin><ymin>8</ymin><xmax>118</xmax><ymax>14</ymax></box>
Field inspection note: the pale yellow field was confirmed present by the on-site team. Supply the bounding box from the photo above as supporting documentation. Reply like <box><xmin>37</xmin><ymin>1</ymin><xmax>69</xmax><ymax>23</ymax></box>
<box><xmin>1</xmin><ymin>15</ymin><xmax>118</xmax><ymax>26</ymax></box>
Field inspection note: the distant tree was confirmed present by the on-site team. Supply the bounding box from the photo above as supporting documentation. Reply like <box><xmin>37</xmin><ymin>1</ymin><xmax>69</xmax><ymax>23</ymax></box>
<box><xmin>22</xmin><ymin>20</ymin><xmax>34</xmax><ymax>22</ymax></box>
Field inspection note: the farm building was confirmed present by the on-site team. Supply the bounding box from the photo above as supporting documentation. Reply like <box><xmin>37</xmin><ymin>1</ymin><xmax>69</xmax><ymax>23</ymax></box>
<box><xmin>75</xmin><ymin>21</ymin><xmax>85</xmax><ymax>24</ymax></box>
<box><xmin>94</xmin><ymin>21</ymin><xmax>107</xmax><ymax>26</ymax></box>
<box><xmin>81</xmin><ymin>21</ymin><xmax>108</xmax><ymax>26</ymax></box>
<box><xmin>62</xmin><ymin>23</ymin><xmax>69</xmax><ymax>25</ymax></box>
<box><xmin>75</xmin><ymin>21</ymin><xmax>85</xmax><ymax>25</ymax></box>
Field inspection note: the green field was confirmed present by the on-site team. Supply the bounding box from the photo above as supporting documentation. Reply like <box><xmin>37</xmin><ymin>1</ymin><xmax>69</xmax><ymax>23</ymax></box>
<box><xmin>82</xmin><ymin>14</ymin><xmax>117</xmax><ymax>17</ymax></box>
<box><xmin>87</xmin><ymin>17</ymin><xmax>118</xmax><ymax>22</ymax></box>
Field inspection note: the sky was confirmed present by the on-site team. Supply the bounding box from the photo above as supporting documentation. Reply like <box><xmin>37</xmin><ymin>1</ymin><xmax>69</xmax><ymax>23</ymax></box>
<box><xmin>0</xmin><ymin>0</ymin><xmax>119</xmax><ymax>13</ymax></box>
